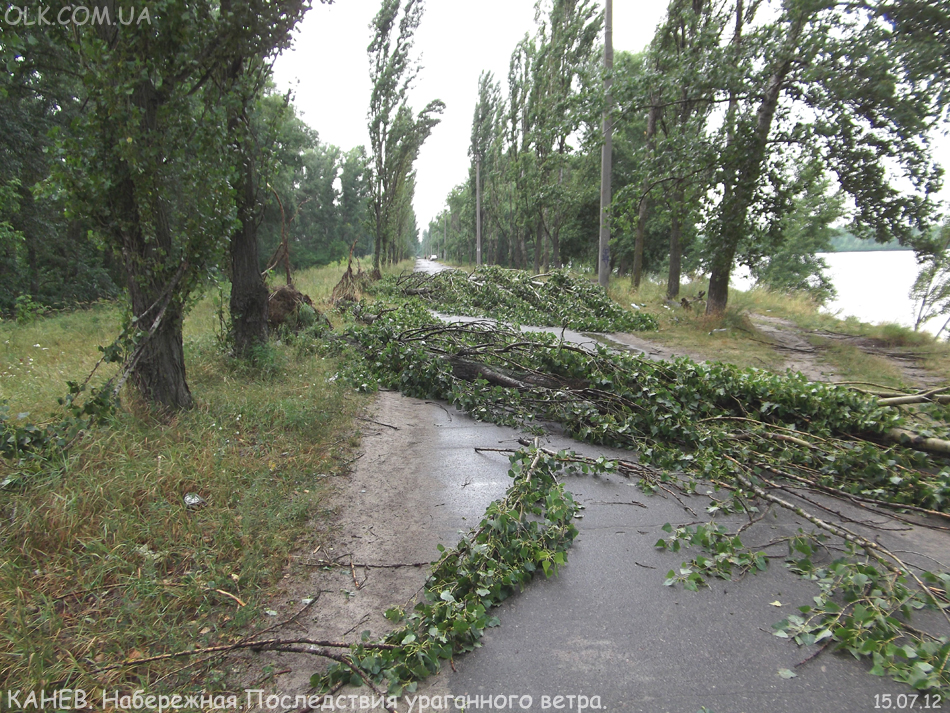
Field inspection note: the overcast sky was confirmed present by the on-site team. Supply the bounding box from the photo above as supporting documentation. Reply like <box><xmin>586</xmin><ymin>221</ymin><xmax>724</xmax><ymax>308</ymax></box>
<box><xmin>271</xmin><ymin>0</ymin><xmax>668</xmax><ymax>230</ymax></box>
<box><xmin>272</xmin><ymin>1</ymin><xmax>950</xmax><ymax>234</ymax></box>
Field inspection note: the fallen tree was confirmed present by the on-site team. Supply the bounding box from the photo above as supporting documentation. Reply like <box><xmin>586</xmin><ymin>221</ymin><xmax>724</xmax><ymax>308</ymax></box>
<box><xmin>370</xmin><ymin>265</ymin><xmax>659</xmax><ymax>332</ymax></box>
<box><xmin>313</xmin><ymin>288</ymin><xmax>950</xmax><ymax>694</ymax></box>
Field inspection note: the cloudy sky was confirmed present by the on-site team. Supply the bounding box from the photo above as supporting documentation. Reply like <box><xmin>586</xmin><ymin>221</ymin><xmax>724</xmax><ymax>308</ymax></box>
<box><xmin>272</xmin><ymin>1</ymin><xmax>950</xmax><ymax>234</ymax></box>
<box><xmin>271</xmin><ymin>0</ymin><xmax>667</xmax><ymax>230</ymax></box>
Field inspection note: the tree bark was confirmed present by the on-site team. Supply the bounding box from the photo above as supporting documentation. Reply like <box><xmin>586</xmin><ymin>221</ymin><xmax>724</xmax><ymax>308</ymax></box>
<box><xmin>230</xmin><ymin>153</ymin><xmax>269</xmax><ymax>357</ymax></box>
<box><xmin>534</xmin><ymin>222</ymin><xmax>543</xmax><ymax>274</ymax></box>
<box><xmin>114</xmin><ymin>172</ymin><xmax>193</xmax><ymax>410</ymax></box>
<box><xmin>475</xmin><ymin>156</ymin><xmax>482</xmax><ymax>266</ymax></box>
<box><xmin>667</xmin><ymin>188</ymin><xmax>683</xmax><ymax>300</ymax></box>
<box><xmin>633</xmin><ymin>98</ymin><xmax>658</xmax><ymax>290</ymax></box>
<box><xmin>550</xmin><ymin>167</ymin><xmax>563</xmax><ymax>269</ymax></box>
<box><xmin>112</xmin><ymin>80</ymin><xmax>193</xmax><ymax>410</ymax></box>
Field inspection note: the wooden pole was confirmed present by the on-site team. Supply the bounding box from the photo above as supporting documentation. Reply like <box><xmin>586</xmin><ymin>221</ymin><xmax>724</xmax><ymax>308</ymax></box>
<box><xmin>476</xmin><ymin>156</ymin><xmax>483</xmax><ymax>267</ymax></box>
<box><xmin>598</xmin><ymin>0</ymin><xmax>613</xmax><ymax>288</ymax></box>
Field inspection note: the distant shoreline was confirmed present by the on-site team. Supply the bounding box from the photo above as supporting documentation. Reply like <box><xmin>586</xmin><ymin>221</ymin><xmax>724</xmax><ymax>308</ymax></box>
<box><xmin>822</xmin><ymin>247</ymin><xmax>913</xmax><ymax>254</ymax></box>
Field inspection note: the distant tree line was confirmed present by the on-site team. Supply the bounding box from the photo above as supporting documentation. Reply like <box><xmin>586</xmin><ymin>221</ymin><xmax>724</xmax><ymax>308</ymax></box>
<box><xmin>423</xmin><ymin>0</ymin><xmax>950</xmax><ymax>313</ymax></box>
<box><xmin>0</xmin><ymin>60</ymin><xmax>372</xmax><ymax>319</ymax></box>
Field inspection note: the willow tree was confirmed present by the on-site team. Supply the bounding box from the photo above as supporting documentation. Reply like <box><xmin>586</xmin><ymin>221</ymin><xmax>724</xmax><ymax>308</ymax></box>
<box><xmin>367</xmin><ymin>0</ymin><xmax>443</xmax><ymax>275</ymax></box>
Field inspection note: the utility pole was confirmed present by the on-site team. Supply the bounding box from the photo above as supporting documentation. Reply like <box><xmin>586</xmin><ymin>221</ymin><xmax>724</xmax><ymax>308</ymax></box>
<box><xmin>598</xmin><ymin>0</ymin><xmax>613</xmax><ymax>288</ymax></box>
<box><xmin>476</xmin><ymin>155</ymin><xmax>483</xmax><ymax>267</ymax></box>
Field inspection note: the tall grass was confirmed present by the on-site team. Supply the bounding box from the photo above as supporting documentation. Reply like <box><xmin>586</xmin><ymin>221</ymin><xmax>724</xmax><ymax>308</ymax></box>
<box><xmin>0</xmin><ymin>263</ymin><xmax>373</xmax><ymax>693</ymax></box>
<box><xmin>610</xmin><ymin>274</ymin><xmax>950</xmax><ymax>382</ymax></box>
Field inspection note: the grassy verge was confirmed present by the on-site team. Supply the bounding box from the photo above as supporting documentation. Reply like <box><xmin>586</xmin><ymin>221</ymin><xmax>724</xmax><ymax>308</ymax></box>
<box><xmin>608</xmin><ymin>275</ymin><xmax>950</xmax><ymax>384</ymax></box>
<box><xmin>0</xmin><ymin>261</ymin><xmax>398</xmax><ymax>694</ymax></box>
<box><xmin>606</xmin><ymin>278</ymin><xmax>786</xmax><ymax>370</ymax></box>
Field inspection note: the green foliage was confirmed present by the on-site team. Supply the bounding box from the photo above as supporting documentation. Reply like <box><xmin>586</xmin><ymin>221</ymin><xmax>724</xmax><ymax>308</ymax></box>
<box><xmin>13</xmin><ymin>295</ymin><xmax>46</xmax><ymax>325</ymax></box>
<box><xmin>367</xmin><ymin>0</ymin><xmax>444</xmax><ymax>270</ymax></box>
<box><xmin>311</xmin><ymin>445</ymin><xmax>592</xmax><ymax>695</ymax></box>
<box><xmin>910</xmin><ymin>220</ymin><xmax>950</xmax><ymax>336</ymax></box>
<box><xmin>333</xmin><ymin>269</ymin><xmax>950</xmax><ymax>700</ymax></box>
<box><xmin>372</xmin><ymin>266</ymin><xmax>659</xmax><ymax>332</ymax></box>
<box><xmin>340</xmin><ymin>280</ymin><xmax>945</xmax><ymax>514</ymax></box>
<box><xmin>0</xmin><ymin>380</ymin><xmax>115</xmax><ymax>466</ymax></box>
<box><xmin>748</xmin><ymin>163</ymin><xmax>843</xmax><ymax>304</ymax></box>
<box><xmin>327</xmin><ymin>278</ymin><xmax>950</xmax><ymax>693</ymax></box>
<box><xmin>828</xmin><ymin>230</ymin><xmax>910</xmax><ymax>253</ymax></box>
<box><xmin>775</xmin><ymin>539</ymin><xmax>950</xmax><ymax>693</ymax></box>
<box><xmin>653</xmin><ymin>519</ymin><xmax>950</xmax><ymax>694</ymax></box>
<box><xmin>254</xmin><ymin>97</ymin><xmax>372</xmax><ymax>272</ymax></box>
<box><xmin>426</xmin><ymin>1</ymin><xmax>604</xmax><ymax>272</ymax></box>
<box><xmin>656</xmin><ymin>522</ymin><xmax>768</xmax><ymax>591</ymax></box>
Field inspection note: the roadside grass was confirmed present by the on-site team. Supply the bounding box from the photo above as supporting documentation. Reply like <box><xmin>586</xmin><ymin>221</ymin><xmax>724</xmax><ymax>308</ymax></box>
<box><xmin>807</xmin><ymin>337</ymin><xmax>907</xmax><ymax>388</ymax></box>
<box><xmin>607</xmin><ymin>275</ymin><xmax>950</xmax><ymax>383</ymax></box>
<box><xmin>607</xmin><ymin>278</ymin><xmax>785</xmax><ymax>370</ymax></box>
<box><xmin>0</xmin><ymin>262</ymin><xmax>374</xmax><ymax>694</ymax></box>
<box><xmin>0</xmin><ymin>302</ymin><xmax>124</xmax><ymax>417</ymax></box>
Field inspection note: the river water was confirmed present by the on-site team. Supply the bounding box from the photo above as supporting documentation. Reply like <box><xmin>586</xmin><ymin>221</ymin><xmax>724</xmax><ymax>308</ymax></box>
<box><xmin>733</xmin><ymin>250</ymin><xmax>938</xmax><ymax>334</ymax></box>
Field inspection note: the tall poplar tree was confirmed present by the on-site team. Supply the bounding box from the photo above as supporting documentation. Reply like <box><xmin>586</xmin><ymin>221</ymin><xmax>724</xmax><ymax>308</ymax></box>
<box><xmin>367</xmin><ymin>0</ymin><xmax>443</xmax><ymax>275</ymax></box>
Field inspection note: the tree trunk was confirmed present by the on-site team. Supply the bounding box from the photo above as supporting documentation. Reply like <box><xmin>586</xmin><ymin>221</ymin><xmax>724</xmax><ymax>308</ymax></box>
<box><xmin>534</xmin><ymin>223</ymin><xmax>542</xmax><ymax>274</ymax></box>
<box><xmin>667</xmin><ymin>187</ymin><xmax>683</xmax><ymax>300</ymax></box>
<box><xmin>114</xmin><ymin>81</ymin><xmax>193</xmax><ymax>410</ymax></box>
<box><xmin>475</xmin><ymin>156</ymin><xmax>482</xmax><ymax>266</ymax></box>
<box><xmin>115</xmin><ymin>171</ymin><xmax>194</xmax><ymax>410</ymax></box>
<box><xmin>230</xmin><ymin>155</ymin><xmax>269</xmax><ymax>357</ymax></box>
<box><xmin>542</xmin><ymin>221</ymin><xmax>550</xmax><ymax>273</ymax></box>
<box><xmin>706</xmin><ymin>10</ymin><xmax>804</xmax><ymax>315</ymax></box>
<box><xmin>633</xmin><ymin>98</ymin><xmax>659</xmax><ymax>290</ymax></box>
<box><xmin>15</xmin><ymin>185</ymin><xmax>40</xmax><ymax>297</ymax></box>
<box><xmin>550</xmin><ymin>168</ymin><xmax>563</xmax><ymax>269</ymax></box>
<box><xmin>705</xmin><ymin>252</ymin><xmax>732</xmax><ymax>315</ymax></box>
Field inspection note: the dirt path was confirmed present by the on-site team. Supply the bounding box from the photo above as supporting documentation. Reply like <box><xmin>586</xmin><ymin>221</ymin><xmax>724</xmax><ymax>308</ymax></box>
<box><xmin>234</xmin><ymin>393</ymin><xmax>510</xmax><ymax>708</ymax></box>
<box><xmin>747</xmin><ymin>313</ymin><xmax>835</xmax><ymax>382</ymax></box>
<box><xmin>610</xmin><ymin>312</ymin><xmax>940</xmax><ymax>388</ymax></box>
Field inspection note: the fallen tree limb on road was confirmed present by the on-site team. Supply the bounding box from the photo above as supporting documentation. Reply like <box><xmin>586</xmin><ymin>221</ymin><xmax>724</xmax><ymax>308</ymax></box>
<box><xmin>317</xmin><ymin>269</ymin><xmax>950</xmax><ymax>695</ymax></box>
